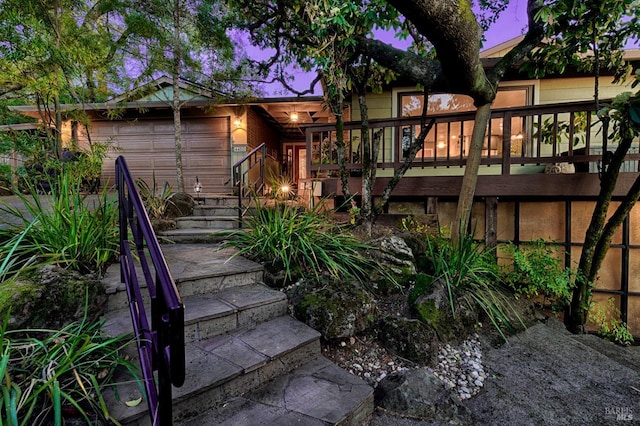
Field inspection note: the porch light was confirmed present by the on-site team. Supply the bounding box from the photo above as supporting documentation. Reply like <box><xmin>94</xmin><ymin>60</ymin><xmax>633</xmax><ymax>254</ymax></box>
<box><xmin>290</xmin><ymin>111</ymin><xmax>299</xmax><ymax>123</ymax></box>
<box><xmin>234</xmin><ymin>118</ymin><xmax>242</xmax><ymax>129</ymax></box>
<box><xmin>437</xmin><ymin>140</ymin><xmax>446</xmax><ymax>149</ymax></box>
<box><xmin>280</xmin><ymin>184</ymin><xmax>290</xmax><ymax>194</ymax></box>
<box><xmin>194</xmin><ymin>176</ymin><xmax>202</xmax><ymax>205</ymax></box>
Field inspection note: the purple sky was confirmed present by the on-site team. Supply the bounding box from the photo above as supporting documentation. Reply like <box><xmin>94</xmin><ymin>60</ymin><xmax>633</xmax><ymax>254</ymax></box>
<box><xmin>251</xmin><ymin>0</ymin><xmax>529</xmax><ymax>96</ymax></box>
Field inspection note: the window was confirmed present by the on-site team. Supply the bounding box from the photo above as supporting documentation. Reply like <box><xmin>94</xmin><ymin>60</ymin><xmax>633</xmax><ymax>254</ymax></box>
<box><xmin>398</xmin><ymin>87</ymin><xmax>533</xmax><ymax>159</ymax></box>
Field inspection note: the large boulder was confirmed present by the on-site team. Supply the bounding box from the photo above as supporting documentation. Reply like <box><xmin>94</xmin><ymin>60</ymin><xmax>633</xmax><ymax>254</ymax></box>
<box><xmin>376</xmin><ymin>316</ymin><xmax>439</xmax><ymax>365</ymax></box>
<box><xmin>166</xmin><ymin>192</ymin><xmax>195</xmax><ymax>218</ymax></box>
<box><xmin>1</xmin><ymin>265</ymin><xmax>106</xmax><ymax>330</ymax></box>
<box><xmin>412</xmin><ymin>277</ymin><xmax>479</xmax><ymax>345</ymax></box>
<box><xmin>367</xmin><ymin>234</ymin><xmax>417</xmax><ymax>292</ymax></box>
<box><xmin>293</xmin><ymin>280</ymin><xmax>376</xmax><ymax>339</ymax></box>
<box><xmin>375</xmin><ymin>368</ymin><xmax>472</xmax><ymax>424</ymax></box>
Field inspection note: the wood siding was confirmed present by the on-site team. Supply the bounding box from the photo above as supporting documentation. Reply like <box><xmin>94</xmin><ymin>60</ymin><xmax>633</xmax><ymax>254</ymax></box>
<box><xmin>95</xmin><ymin>116</ymin><xmax>231</xmax><ymax>194</ymax></box>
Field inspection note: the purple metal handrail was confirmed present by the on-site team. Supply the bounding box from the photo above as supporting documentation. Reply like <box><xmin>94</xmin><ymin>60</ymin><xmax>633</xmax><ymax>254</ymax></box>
<box><xmin>115</xmin><ymin>156</ymin><xmax>185</xmax><ymax>426</ymax></box>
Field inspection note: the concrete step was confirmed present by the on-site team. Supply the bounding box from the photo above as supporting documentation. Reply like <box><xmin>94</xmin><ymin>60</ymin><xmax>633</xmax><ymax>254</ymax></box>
<box><xmin>102</xmin><ymin>283</ymin><xmax>288</xmax><ymax>344</ymax></box>
<box><xmin>194</xmin><ymin>195</ymin><xmax>238</xmax><ymax>207</ymax></box>
<box><xmin>105</xmin><ymin>316</ymin><xmax>323</xmax><ymax>425</ymax></box>
<box><xmin>157</xmin><ymin>228</ymin><xmax>233</xmax><ymax>244</ymax></box>
<box><xmin>179</xmin><ymin>356</ymin><xmax>374</xmax><ymax>426</ymax></box>
<box><xmin>176</xmin><ymin>215</ymin><xmax>239</xmax><ymax>230</ymax></box>
<box><xmin>103</xmin><ymin>244</ymin><xmax>263</xmax><ymax>312</ymax></box>
<box><xmin>193</xmin><ymin>205</ymin><xmax>240</xmax><ymax>217</ymax></box>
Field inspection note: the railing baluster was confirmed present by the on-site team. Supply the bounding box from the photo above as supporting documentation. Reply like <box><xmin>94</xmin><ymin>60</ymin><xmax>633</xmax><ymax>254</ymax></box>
<box><xmin>305</xmin><ymin>99</ymin><xmax>635</xmax><ymax>178</ymax></box>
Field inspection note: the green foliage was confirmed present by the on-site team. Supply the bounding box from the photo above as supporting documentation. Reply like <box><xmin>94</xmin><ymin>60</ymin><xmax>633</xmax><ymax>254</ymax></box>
<box><xmin>526</xmin><ymin>0</ymin><xmax>640</xmax><ymax>79</ymax></box>
<box><xmin>65</xmin><ymin>142</ymin><xmax>114</xmax><ymax>184</ymax></box>
<box><xmin>220</xmin><ymin>200</ymin><xmax>384</xmax><ymax>286</ymax></box>
<box><xmin>0</xmin><ymin>311</ymin><xmax>138</xmax><ymax>424</ymax></box>
<box><xmin>0</xmin><ymin>169</ymin><xmax>119</xmax><ymax>274</ymax></box>
<box><xmin>502</xmin><ymin>240</ymin><xmax>575</xmax><ymax>311</ymax></box>
<box><xmin>588</xmin><ymin>298</ymin><xmax>634</xmax><ymax>346</ymax></box>
<box><xmin>532</xmin><ymin>112</ymin><xmax>589</xmax><ymax>146</ymax></box>
<box><xmin>136</xmin><ymin>175</ymin><xmax>175</xmax><ymax>220</ymax></box>
<box><xmin>0</xmin><ymin>164</ymin><xmax>11</xmax><ymax>190</ymax></box>
<box><xmin>399</xmin><ymin>215</ymin><xmax>432</xmax><ymax>235</ymax></box>
<box><xmin>0</xmin><ymin>220</ymin><xmax>40</xmax><ymax>283</ymax></box>
<box><xmin>0</xmin><ymin>0</ymin><xmax>126</xmax><ymax>121</ymax></box>
<box><xmin>426</xmin><ymin>232</ymin><xmax>523</xmax><ymax>340</ymax></box>
<box><xmin>407</xmin><ymin>273</ymin><xmax>433</xmax><ymax>307</ymax></box>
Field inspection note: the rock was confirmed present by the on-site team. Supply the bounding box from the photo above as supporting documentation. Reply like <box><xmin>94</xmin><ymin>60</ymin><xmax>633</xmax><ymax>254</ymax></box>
<box><xmin>376</xmin><ymin>316</ymin><xmax>439</xmax><ymax>365</ymax></box>
<box><xmin>375</xmin><ymin>369</ymin><xmax>472</xmax><ymax>424</ymax></box>
<box><xmin>412</xmin><ymin>277</ymin><xmax>479</xmax><ymax>344</ymax></box>
<box><xmin>367</xmin><ymin>235</ymin><xmax>417</xmax><ymax>291</ymax></box>
<box><xmin>2</xmin><ymin>265</ymin><xmax>106</xmax><ymax>330</ymax></box>
<box><xmin>166</xmin><ymin>192</ymin><xmax>195</xmax><ymax>218</ymax></box>
<box><xmin>293</xmin><ymin>280</ymin><xmax>376</xmax><ymax>339</ymax></box>
<box><xmin>151</xmin><ymin>218</ymin><xmax>176</xmax><ymax>232</ymax></box>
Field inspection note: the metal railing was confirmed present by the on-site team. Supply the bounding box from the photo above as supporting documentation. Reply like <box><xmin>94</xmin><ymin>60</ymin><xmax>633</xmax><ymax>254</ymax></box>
<box><xmin>232</xmin><ymin>143</ymin><xmax>266</xmax><ymax>227</ymax></box>
<box><xmin>115</xmin><ymin>155</ymin><xmax>185</xmax><ymax>426</ymax></box>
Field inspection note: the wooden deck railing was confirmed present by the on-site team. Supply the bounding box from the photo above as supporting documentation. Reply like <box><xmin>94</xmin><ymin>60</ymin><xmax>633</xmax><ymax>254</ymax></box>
<box><xmin>306</xmin><ymin>100</ymin><xmax>640</xmax><ymax>178</ymax></box>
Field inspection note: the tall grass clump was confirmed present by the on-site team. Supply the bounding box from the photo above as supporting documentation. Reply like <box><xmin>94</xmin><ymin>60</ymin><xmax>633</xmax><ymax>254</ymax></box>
<box><xmin>220</xmin><ymin>200</ymin><xmax>383</xmax><ymax>285</ymax></box>
<box><xmin>136</xmin><ymin>175</ymin><xmax>175</xmax><ymax>220</ymax></box>
<box><xmin>0</xmin><ymin>310</ymin><xmax>138</xmax><ymax>425</ymax></box>
<box><xmin>0</xmin><ymin>221</ymin><xmax>40</xmax><ymax>282</ymax></box>
<box><xmin>0</xmin><ymin>168</ymin><xmax>119</xmax><ymax>274</ymax></box>
<box><xmin>427</xmin><ymin>232</ymin><xmax>524</xmax><ymax>340</ymax></box>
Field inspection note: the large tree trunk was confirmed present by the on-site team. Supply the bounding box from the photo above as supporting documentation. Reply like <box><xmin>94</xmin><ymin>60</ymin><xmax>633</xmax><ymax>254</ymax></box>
<box><xmin>172</xmin><ymin>0</ymin><xmax>184</xmax><ymax>193</ymax></box>
<box><xmin>358</xmin><ymin>92</ymin><xmax>374</xmax><ymax>236</ymax></box>
<box><xmin>451</xmin><ymin>103</ymin><xmax>492</xmax><ymax>242</ymax></box>
<box><xmin>566</xmin><ymin>124</ymin><xmax>635</xmax><ymax>333</ymax></box>
<box><xmin>329</xmin><ymin>90</ymin><xmax>351</xmax><ymax>200</ymax></box>
<box><xmin>173</xmin><ymin>80</ymin><xmax>184</xmax><ymax>193</ymax></box>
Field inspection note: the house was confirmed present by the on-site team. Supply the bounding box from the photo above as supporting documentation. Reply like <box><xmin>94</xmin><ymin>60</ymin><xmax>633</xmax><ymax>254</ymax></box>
<box><xmin>302</xmin><ymin>37</ymin><xmax>640</xmax><ymax>335</ymax></box>
<box><xmin>9</xmin><ymin>76</ymin><xmax>335</xmax><ymax>196</ymax></box>
<box><xmin>7</xmin><ymin>39</ymin><xmax>640</xmax><ymax>334</ymax></box>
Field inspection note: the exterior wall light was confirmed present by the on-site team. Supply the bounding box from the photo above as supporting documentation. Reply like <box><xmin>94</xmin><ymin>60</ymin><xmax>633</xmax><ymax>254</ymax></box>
<box><xmin>194</xmin><ymin>176</ymin><xmax>202</xmax><ymax>205</ymax></box>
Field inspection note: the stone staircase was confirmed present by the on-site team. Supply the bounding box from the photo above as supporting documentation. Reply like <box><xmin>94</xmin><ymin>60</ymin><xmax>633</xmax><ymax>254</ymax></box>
<box><xmin>158</xmin><ymin>195</ymin><xmax>245</xmax><ymax>243</ymax></box>
<box><xmin>100</xmin><ymin>243</ymin><xmax>373</xmax><ymax>425</ymax></box>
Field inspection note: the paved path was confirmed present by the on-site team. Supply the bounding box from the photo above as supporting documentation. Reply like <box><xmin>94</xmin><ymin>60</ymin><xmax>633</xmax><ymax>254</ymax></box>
<box><xmin>373</xmin><ymin>318</ymin><xmax>640</xmax><ymax>425</ymax></box>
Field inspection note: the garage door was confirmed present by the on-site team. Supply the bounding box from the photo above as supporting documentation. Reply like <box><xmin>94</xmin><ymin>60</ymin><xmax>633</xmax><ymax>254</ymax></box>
<box><xmin>94</xmin><ymin>116</ymin><xmax>231</xmax><ymax>195</ymax></box>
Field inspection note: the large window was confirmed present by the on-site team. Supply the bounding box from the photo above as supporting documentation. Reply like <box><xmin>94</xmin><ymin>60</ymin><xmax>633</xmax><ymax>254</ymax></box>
<box><xmin>398</xmin><ymin>87</ymin><xmax>533</xmax><ymax>159</ymax></box>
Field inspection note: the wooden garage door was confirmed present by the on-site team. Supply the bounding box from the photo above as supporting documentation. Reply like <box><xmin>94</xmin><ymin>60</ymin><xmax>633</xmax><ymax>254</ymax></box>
<box><xmin>95</xmin><ymin>117</ymin><xmax>231</xmax><ymax>194</ymax></box>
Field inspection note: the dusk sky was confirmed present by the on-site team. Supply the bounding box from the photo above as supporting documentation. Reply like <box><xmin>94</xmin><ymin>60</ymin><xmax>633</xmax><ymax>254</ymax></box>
<box><xmin>248</xmin><ymin>0</ymin><xmax>530</xmax><ymax>96</ymax></box>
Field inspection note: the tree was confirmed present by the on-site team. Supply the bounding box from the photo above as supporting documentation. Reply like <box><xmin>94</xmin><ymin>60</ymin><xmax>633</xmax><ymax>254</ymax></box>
<box><xmin>526</xmin><ymin>0</ymin><xmax>640</xmax><ymax>332</ymax></box>
<box><xmin>122</xmin><ymin>0</ymin><xmax>250</xmax><ymax>192</ymax></box>
<box><xmin>0</xmin><ymin>0</ymin><xmax>128</xmax><ymax>156</ymax></box>
<box><xmin>231</xmin><ymin>0</ymin><xmax>544</xmax><ymax>238</ymax></box>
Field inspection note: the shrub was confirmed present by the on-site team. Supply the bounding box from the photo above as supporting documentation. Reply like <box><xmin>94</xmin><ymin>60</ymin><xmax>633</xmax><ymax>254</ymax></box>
<box><xmin>502</xmin><ymin>240</ymin><xmax>574</xmax><ymax>311</ymax></box>
<box><xmin>425</xmin><ymin>232</ymin><xmax>524</xmax><ymax>340</ymax></box>
<box><xmin>588</xmin><ymin>298</ymin><xmax>634</xmax><ymax>346</ymax></box>
<box><xmin>0</xmin><ymin>164</ymin><xmax>11</xmax><ymax>192</ymax></box>
<box><xmin>136</xmin><ymin>175</ymin><xmax>175</xmax><ymax>220</ymax></box>
<box><xmin>0</xmin><ymin>311</ymin><xmax>138</xmax><ymax>424</ymax></box>
<box><xmin>220</xmin><ymin>200</ymin><xmax>384</xmax><ymax>286</ymax></box>
<box><xmin>0</xmin><ymin>169</ymin><xmax>119</xmax><ymax>274</ymax></box>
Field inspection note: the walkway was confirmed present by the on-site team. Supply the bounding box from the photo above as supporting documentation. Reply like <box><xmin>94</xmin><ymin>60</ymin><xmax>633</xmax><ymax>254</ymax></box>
<box><xmin>372</xmin><ymin>318</ymin><xmax>640</xmax><ymax>425</ymax></box>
